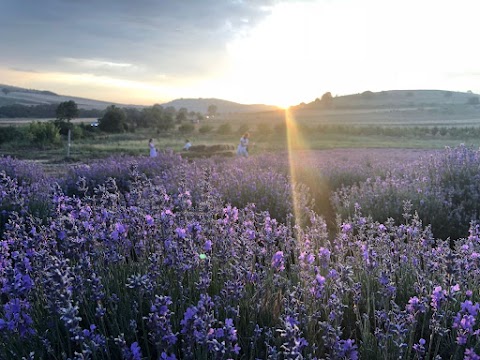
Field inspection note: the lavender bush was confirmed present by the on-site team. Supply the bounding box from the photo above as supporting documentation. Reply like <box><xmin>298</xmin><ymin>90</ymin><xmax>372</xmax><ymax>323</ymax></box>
<box><xmin>1</xmin><ymin>147</ymin><xmax>480</xmax><ymax>359</ymax></box>
<box><xmin>333</xmin><ymin>145</ymin><xmax>480</xmax><ymax>240</ymax></box>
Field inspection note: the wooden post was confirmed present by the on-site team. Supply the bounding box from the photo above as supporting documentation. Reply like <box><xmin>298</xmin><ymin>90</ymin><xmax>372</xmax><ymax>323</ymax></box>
<box><xmin>67</xmin><ymin>128</ymin><xmax>71</xmax><ymax>158</ymax></box>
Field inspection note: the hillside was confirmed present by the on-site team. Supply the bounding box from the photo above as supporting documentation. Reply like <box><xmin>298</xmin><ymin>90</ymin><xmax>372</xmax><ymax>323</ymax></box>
<box><xmin>0</xmin><ymin>84</ymin><xmax>279</xmax><ymax>114</ymax></box>
<box><xmin>160</xmin><ymin>98</ymin><xmax>279</xmax><ymax>114</ymax></box>
<box><xmin>0</xmin><ymin>84</ymin><xmax>128</xmax><ymax>110</ymax></box>
<box><xmin>296</xmin><ymin>90</ymin><xmax>480</xmax><ymax>110</ymax></box>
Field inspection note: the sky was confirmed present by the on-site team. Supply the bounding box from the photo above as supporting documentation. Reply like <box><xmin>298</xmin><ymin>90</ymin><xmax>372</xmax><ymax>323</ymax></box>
<box><xmin>1</xmin><ymin>0</ymin><xmax>480</xmax><ymax>108</ymax></box>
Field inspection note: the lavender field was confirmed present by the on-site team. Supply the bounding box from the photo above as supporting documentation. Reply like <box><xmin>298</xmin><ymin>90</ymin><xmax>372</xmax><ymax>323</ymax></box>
<box><xmin>2</xmin><ymin>145</ymin><xmax>480</xmax><ymax>359</ymax></box>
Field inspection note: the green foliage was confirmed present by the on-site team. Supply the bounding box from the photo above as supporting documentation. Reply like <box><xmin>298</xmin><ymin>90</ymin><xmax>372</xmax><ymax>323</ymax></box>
<box><xmin>140</xmin><ymin>105</ymin><xmax>163</xmax><ymax>128</ymax></box>
<box><xmin>139</xmin><ymin>105</ymin><xmax>175</xmax><ymax>131</ymax></box>
<box><xmin>176</xmin><ymin>107</ymin><xmax>188</xmax><ymax>124</ymax></box>
<box><xmin>99</xmin><ymin>105</ymin><xmax>127</xmax><ymax>133</ymax></box>
<box><xmin>55</xmin><ymin>100</ymin><xmax>79</xmax><ymax>121</ymax></box>
<box><xmin>207</xmin><ymin>104</ymin><xmax>218</xmax><ymax>116</ymax></box>
<box><xmin>26</xmin><ymin>121</ymin><xmax>61</xmax><ymax>148</ymax></box>
<box><xmin>71</xmin><ymin>124</ymin><xmax>85</xmax><ymax>139</ymax></box>
<box><xmin>54</xmin><ymin>101</ymin><xmax>79</xmax><ymax>135</ymax></box>
<box><xmin>217</xmin><ymin>123</ymin><xmax>232</xmax><ymax>135</ymax></box>
<box><xmin>199</xmin><ymin>124</ymin><xmax>213</xmax><ymax>134</ymax></box>
<box><xmin>0</xmin><ymin>126</ymin><xmax>23</xmax><ymax>144</ymax></box>
<box><xmin>53</xmin><ymin>119</ymin><xmax>73</xmax><ymax>136</ymax></box>
<box><xmin>178</xmin><ymin>123</ymin><xmax>195</xmax><ymax>134</ymax></box>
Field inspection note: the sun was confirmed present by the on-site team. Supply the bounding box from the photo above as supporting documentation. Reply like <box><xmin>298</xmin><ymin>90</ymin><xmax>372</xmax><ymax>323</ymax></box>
<box><xmin>223</xmin><ymin>1</ymin><xmax>336</xmax><ymax>107</ymax></box>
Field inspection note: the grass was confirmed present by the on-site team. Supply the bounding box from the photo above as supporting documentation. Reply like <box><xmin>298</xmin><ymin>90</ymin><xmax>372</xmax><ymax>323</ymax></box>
<box><xmin>2</xmin><ymin>108</ymin><xmax>480</xmax><ymax>162</ymax></box>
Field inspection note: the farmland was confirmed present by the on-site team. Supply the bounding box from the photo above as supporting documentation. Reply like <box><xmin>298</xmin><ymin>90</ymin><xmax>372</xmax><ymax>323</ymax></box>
<box><xmin>2</xmin><ymin>97</ymin><xmax>480</xmax><ymax>359</ymax></box>
<box><xmin>2</xmin><ymin>102</ymin><xmax>480</xmax><ymax>163</ymax></box>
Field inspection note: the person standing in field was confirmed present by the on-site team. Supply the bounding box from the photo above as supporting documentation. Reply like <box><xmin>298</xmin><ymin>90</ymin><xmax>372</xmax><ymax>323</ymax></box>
<box><xmin>149</xmin><ymin>138</ymin><xmax>157</xmax><ymax>157</ymax></box>
<box><xmin>237</xmin><ymin>132</ymin><xmax>249</xmax><ymax>157</ymax></box>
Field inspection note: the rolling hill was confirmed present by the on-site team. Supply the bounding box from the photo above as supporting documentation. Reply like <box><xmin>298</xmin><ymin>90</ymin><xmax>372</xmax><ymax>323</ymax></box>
<box><xmin>0</xmin><ymin>84</ymin><xmax>279</xmax><ymax>113</ymax></box>
<box><xmin>296</xmin><ymin>89</ymin><xmax>480</xmax><ymax>110</ymax></box>
<box><xmin>160</xmin><ymin>98</ymin><xmax>279</xmax><ymax>114</ymax></box>
<box><xmin>0</xmin><ymin>84</ymin><xmax>126</xmax><ymax>110</ymax></box>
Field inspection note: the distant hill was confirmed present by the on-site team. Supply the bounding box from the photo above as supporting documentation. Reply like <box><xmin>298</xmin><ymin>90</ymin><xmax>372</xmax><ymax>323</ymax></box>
<box><xmin>0</xmin><ymin>84</ymin><xmax>279</xmax><ymax>113</ymax></box>
<box><xmin>0</xmin><ymin>84</ymin><xmax>128</xmax><ymax>110</ymax></box>
<box><xmin>160</xmin><ymin>98</ymin><xmax>279</xmax><ymax>114</ymax></box>
<box><xmin>295</xmin><ymin>90</ymin><xmax>480</xmax><ymax>110</ymax></box>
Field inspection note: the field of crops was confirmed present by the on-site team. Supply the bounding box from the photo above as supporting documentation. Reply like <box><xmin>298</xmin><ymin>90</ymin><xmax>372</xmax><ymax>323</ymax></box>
<box><xmin>2</xmin><ymin>145</ymin><xmax>480</xmax><ymax>359</ymax></box>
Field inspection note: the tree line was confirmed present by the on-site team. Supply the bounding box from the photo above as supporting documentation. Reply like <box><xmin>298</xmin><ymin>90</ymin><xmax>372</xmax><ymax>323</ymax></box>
<box><xmin>0</xmin><ymin>101</ymin><xmax>207</xmax><ymax>133</ymax></box>
<box><xmin>0</xmin><ymin>103</ymin><xmax>102</xmax><ymax>118</ymax></box>
<box><xmin>0</xmin><ymin>101</ymin><xmax>212</xmax><ymax>148</ymax></box>
<box><xmin>96</xmin><ymin>104</ymin><xmax>204</xmax><ymax>133</ymax></box>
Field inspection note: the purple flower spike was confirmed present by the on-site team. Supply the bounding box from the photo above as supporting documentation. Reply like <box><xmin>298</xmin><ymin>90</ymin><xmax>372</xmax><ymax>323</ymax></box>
<box><xmin>271</xmin><ymin>251</ymin><xmax>285</xmax><ymax>272</ymax></box>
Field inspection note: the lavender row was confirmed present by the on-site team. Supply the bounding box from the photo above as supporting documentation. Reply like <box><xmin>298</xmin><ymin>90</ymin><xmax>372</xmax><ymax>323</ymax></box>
<box><xmin>1</xmin><ymin>147</ymin><xmax>480</xmax><ymax>359</ymax></box>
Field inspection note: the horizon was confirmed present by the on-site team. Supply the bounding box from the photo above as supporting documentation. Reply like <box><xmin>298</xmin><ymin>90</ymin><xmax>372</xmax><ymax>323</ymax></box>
<box><xmin>1</xmin><ymin>0</ymin><xmax>480</xmax><ymax>108</ymax></box>
<box><xmin>1</xmin><ymin>83</ymin><xmax>479</xmax><ymax>108</ymax></box>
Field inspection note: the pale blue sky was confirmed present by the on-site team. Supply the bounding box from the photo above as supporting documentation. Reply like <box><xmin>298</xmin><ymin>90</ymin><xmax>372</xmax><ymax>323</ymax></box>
<box><xmin>1</xmin><ymin>0</ymin><xmax>479</xmax><ymax>107</ymax></box>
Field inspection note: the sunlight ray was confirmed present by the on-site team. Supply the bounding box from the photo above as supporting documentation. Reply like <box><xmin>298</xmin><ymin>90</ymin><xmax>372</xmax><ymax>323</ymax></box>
<box><xmin>285</xmin><ymin>108</ymin><xmax>308</xmax><ymax>228</ymax></box>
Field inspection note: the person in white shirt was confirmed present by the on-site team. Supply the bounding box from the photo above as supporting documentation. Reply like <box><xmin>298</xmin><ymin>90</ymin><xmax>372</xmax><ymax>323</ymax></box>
<box><xmin>149</xmin><ymin>138</ymin><xmax>157</xmax><ymax>157</ymax></box>
<box><xmin>183</xmin><ymin>139</ymin><xmax>192</xmax><ymax>151</ymax></box>
<box><xmin>236</xmin><ymin>132</ymin><xmax>249</xmax><ymax>157</ymax></box>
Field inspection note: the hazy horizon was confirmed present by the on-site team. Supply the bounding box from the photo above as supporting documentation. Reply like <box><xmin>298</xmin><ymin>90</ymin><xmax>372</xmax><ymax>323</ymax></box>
<box><xmin>1</xmin><ymin>0</ymin><xmax>480</xmax><ymax>108</ymax></box>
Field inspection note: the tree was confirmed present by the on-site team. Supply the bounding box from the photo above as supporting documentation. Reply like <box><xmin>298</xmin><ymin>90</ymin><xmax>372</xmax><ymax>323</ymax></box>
<box><xmin>320</xmin><ymin>92</ymin><xmax>333</xmax><ymax>108</ymax></box>
<box><xmin>55</xmin><ymin>101</ymin><xmax>79</xmax><ymax>135</ymax></box>
<box><xmin>207</xmin><ymin>104</ymin><xmax>217</xmax><ymax>117</ymax></box>
<box><xmin>56</xmin><ymin>100</ymin><xmax>79</xmax><ymax>121</ymax></box>
<box><xmin>361</xmin><ymin>90</ymin><xmax>374</xmax><ymax>98</ymax></box>
<box><xmin>99</xmin><ymin>105</ymin><xmax>127</xmax><ymax>133</ymax></box>
<box><xmin>176</xmin><ymin>111</ymin><xmax>187</xmax><ymax>123</ymax></box>
<box><xmin>140</xmin><ymin>105</ymin><xmax>164</xmax><ymax>128</ymax></box>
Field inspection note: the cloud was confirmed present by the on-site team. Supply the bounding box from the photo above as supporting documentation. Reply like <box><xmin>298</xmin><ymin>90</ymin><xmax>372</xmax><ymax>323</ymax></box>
<box><xmin>9</xmin><ymin>67</ymin><xmax>40</xmax><ymax>73</ymax></box>
<box><xmin>0</xmin><ymin>0</ymin><xmax>278</xmax><ymax>79</ymax></box>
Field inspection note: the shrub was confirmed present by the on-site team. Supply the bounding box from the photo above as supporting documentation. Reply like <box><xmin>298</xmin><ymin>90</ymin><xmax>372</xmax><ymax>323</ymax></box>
<box><xmin>0</xmin><ymin>126</ymin><xmax>24</xmax><ymax>144</ymax></box>
<box><xmin>217</xmin><ymin>123</ymin><xmax>232</xmax><ymax>135</ymax></box>
<box><xmin>26</xmin><ymin>121</ymin><xmax>61</xmax><ymax>148</ymax></box>
<box><xmin>178</xmin><ymin>123</ymin><xmax>195</xmax><ymax>134</ymax></box>
<box><xmin>199</xmin><ymin>124</ymin><xmax>213</xmax><ymax>134</ymax></box>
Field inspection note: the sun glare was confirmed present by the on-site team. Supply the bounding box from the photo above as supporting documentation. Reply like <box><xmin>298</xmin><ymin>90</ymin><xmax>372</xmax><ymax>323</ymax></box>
<box><xmin>284</xmin><ymin>108</ymin><xmax>309</xmax><ymax>225</ymax></box>
<box><xmin>224</xmin><ymin>1</ymin><xmax>371</xmax><ymax>107</ymax></box>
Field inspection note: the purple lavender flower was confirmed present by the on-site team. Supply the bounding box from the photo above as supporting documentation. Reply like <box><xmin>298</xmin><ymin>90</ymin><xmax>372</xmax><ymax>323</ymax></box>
<box><xmin>465</xmin><ymin>348</ymin><xmax>480</xmax><ymax>360</ymax></box>
<box><xmin>130</xmin><ymin>342</ymin><xmax>142</xmax><ymax>360</ymax></box>
<box><xmin>204</xmin><ymin>239</ymin><xmax>212</xmax><ymax>252</ymax></box>
<box><xmin>412</xmin><ymin>338</ymin><xmax>426</xmax><ymax>358</ymax></box>
<box><xmin>271</xmin><ymin>251</ymin><xmax>285</xmax><ymax>272</ymax></box>
<box><xmin>430</xmin><ymin>286</ymin><xmax>447</xmax><ymax>311</ymax></box>
<box><xmin>145</xmin><ymin>214</ymin><xmax>154</xmax><ymax>225</ymax></box>
<box><xmin>453</xmin><ymin>300</ymin><xmax>480</xmax><ymax>345</ymax></box>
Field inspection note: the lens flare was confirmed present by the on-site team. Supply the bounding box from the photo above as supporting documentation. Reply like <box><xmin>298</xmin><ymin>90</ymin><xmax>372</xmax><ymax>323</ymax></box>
<box><xmin>284</xmin><ymin>108</ymin><xmax>308</xmax><ymax>226</ymax></box>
